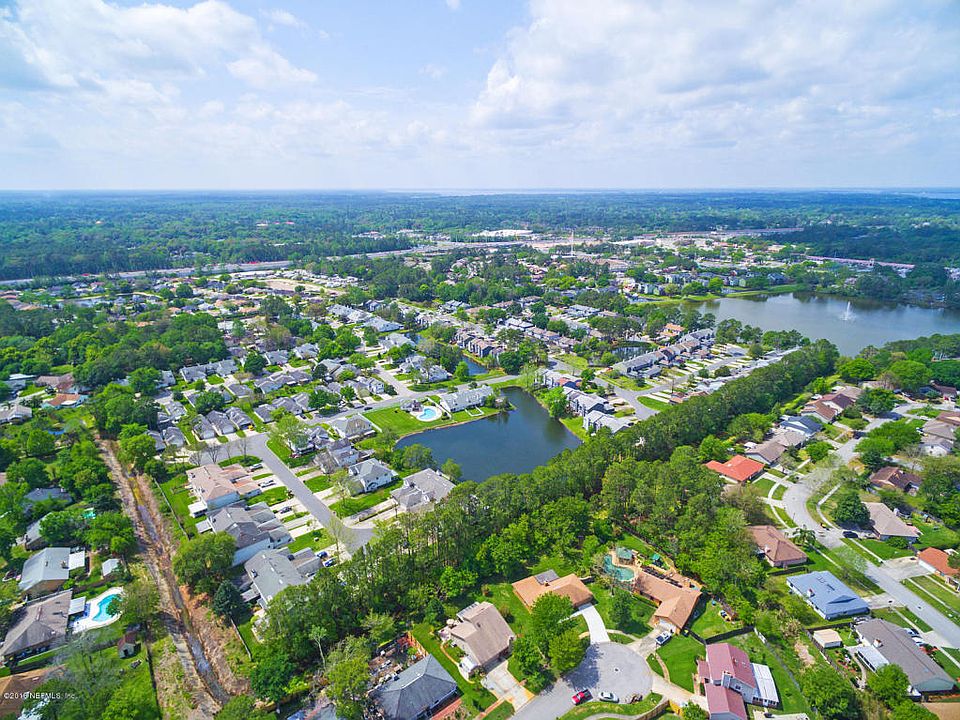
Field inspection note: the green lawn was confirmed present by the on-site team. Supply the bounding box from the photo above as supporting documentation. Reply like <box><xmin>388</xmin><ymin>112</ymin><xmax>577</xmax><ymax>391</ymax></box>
<box><xmin>914</xmin><ymin>520</ymin><xmax>960</xmax><ymax>550</ymax></box>
<box><xmin>592</xmin><ymin>583</ymin><xmax>655</xmax><ymax>637</ymax></box>
<box><xmin>365</xmin><ymin>403</ymin><xmax>501</xmax><ymax>438</ymax></box>
<box><xmin>411</xmin><ymin>623</ymin><xmax>496</xmax><ymax>712</ymax></box>
<box><xmin>256</xmin><ymin>487</ymin><xmax>292</xmax><ymax>506</ymax></box>
<box><xmin>771</xmin><ymin>484</ymin><xmax>787</xmax><ymax>501</ymax></box>
<box><xmin>305</xmin><ymin>475</ymin><xmax>332</xmax><ymax>493</ymax></box>
<box><xmin>690</xmin><ymin>601</ymin><xmax>741</xmax><ymax>639</ymax></box>
<box><xmin>906</xmin><ymin>575</ymin><xmax>960</xmax><ymax>616</ymax></box>
<box><xmin>484</xmin><ymin>702</ymin><xmax>515</xmax><ymax>720</ymax></box>
<box><xmin>654</xmin><ymin>634</ymin><xmax>703</xmax><ymax>691</ymax></box>
<box><xmin>287</xmin><ymin>528</ymin><xmax>333</xmax><ymax>554</ymax></box>
<box><xmin>560</xmin><ymin>416</ymin><xmax>590</xmax><ymax>441</ymax></box>
<box><xmin>871</xmin><ymin>607</ymin><xmax>933</xmax><ymax>633</ymax></box>
<box><xmin>558</xmin><ymin>694</ymin><xmax>662</xmax><ymax>720</ymax></box>
<box><xmin>637</xmin><ymin>395</ymin><xmax>672</xmax><ymax>412</ymax></box>
<box><xmin>219</xmin><ymin>454</ymin><xmax>260</xmax><ymax>467</ymax></box>
<box><xmin>932</xmin><ymin>648</ymin><xmax>960</xmax><ymax>680</ymax></box>
<box><xmin>265</xmin><ymin>437</ymin><xmax>315</xmax><ymax>467</ymax></box>
<box><xmin>158</xmin><ymin>475</ymin><xmax>199</xmax><ymax>536</ymax></box>
<box><xmin>329</xmin><ymin>479</ymin><xmax>403</xmax><ymax>517</ymax></box>
<box><xmin>751</xmin><ymin>476</ymin><xmax>775</xmax><ymax>497</ymax></box>
<box><xmin>858</xmin><ymin>538</ymin><xmax>912</xmax><ymax>560</ymax></box>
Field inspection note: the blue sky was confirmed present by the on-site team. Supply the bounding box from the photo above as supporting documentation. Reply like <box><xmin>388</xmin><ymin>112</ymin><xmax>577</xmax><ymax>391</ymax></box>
<box><xmin>0</xmin><ymin>0</ymin><xmax>958</xmax><ymax>189</ymax></box>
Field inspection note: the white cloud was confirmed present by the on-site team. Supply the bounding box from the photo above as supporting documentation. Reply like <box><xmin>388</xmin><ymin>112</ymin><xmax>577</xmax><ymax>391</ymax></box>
<box><xmin>261</xmin><ymin>8</ymin><xmax>306</xmax><ymax>30</ymax></box>
<box><xmin>471</xmin><ymin>0</ymin><xmax>960</xmax><ymax>165</ymax></box>
<box><xmin>227</xmin><ymin>46</ymin><xmax>317</xmax><ymax>88</ymax></box>
<box><xmin>419</xmin><ymin>63</ymin><xmax>447</xmax><ymax>80</ymax></box>
<box><xmin>445</xmin><ymin>0</ymin><xmax>462</xmax><ymax>10</ymax></box>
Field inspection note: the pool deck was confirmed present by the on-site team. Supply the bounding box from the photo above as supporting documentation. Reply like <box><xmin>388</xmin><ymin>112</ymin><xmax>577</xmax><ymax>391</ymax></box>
<box><xmin>72</xmin><ymin>586</ymin><xmax>124</xmax><ymax>632</ymax></box>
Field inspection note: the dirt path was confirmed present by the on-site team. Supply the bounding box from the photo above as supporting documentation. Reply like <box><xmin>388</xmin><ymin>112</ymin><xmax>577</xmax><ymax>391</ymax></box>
<box><xmin>98</xmin><ymin>436</ymin><xmax>234</xmax><ymax>718</ymax></box>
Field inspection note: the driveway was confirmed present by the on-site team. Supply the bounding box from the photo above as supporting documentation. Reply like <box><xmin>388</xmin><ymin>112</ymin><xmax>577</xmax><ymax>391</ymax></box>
<box><xmin>484</xmin><ymin>660</ymin><xmax>534</xmax><ymax>711</ymax></box>
<box><xmin>513</xmin><ymin>643</ymin><xmax>652</xmax><ymax>720</ymax></box>
<box><xmin>575</xmin><ymin>604</ymin><xmax>610</xmax><ymax>644</ymax></box>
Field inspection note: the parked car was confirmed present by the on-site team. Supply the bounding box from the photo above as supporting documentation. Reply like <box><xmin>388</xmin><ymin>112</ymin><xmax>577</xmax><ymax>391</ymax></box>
<box><xmin>598</xmin><ymin>692</ymin><xmax>619</xmax><ymax>704</ymax></box>
<box><xmin>316</xmin><ymin>550</ymin><xmax>329</xmax><ymax>559</ymax></box>
<box><xmin>572</xmin><ymin>690</ymin><xmax>591</xmax><ymax>705</ymax></box>
<box><xmin>655</xmin><ymin>633</ymin><xmax>672</xmax><ymax>647</ymax></box>
<box><xmin>323</xmin><ymin>558</ymin><xmax>337</xmax><ymax>568</ymax></box>
<box><xmin>842</xmin><ymin>530</ymin><xmax>859</xmax><ymax>539</ymax></box>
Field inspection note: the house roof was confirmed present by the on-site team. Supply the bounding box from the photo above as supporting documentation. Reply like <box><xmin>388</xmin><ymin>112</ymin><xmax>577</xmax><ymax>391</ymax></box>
<box><xmin>747</xmin><ymin>438</ymin><xmax>789</xmax><ymax>464</ymax></box>
<box><xmin>747</xmin><ymin>525</ymin><xmax>807</xmax><ymax>565</ymax></box>
<box><xmin>373</xmin><ymin>654</ymin><xmax>458</xmax><ymax>720</ymax></box>
<box><xmin>209</xmin><ymin>503</ymin><xmax>290</xmax><ymax>551</ymax></box>
<box><xmin>857</xmin><ymin>619</ymin><xmax>954</xmax><ymax>691</ymax></box>
<box><xmin>787</xmin><ymin>571</ymin><xmax>869</xmax><ymax>617</ymax></box>
<box><xmin>704</xmin><ymin>642</ymin><xmax>756</xmax><ymax>687</ymax></box>
<box><xmin>187</xmin><ymin>463</ymin><xmax>258</xmax><ymax>504</ymax></box>
<box><xmin>1</xmin><ymin>591</ymin><xmax>71</xmax><ymax>658</ymax></box>
<box><xmin>450</xmin><ymin>602</ymin><xmax>515</xmax><ymax>667</ymax></box>
<box><xmin>704</xmin><ymin>683</ymin><xmax>748</xmax><ymax>720</ymax></box>
<box><xmin>780</xmin><ymin>415</ymin><xmax>822</xmax><ymax>435</ymax></box>
<box><xmin>632</xmin><ymin>568</ymin><xmax>701</xmax><ymax>630</ymax></box>
<box><xmin>244</xmin><ymin>549</ymin><xmax>315</xmax><ymax>605</ymax></box>
<box><xmin>917</xmin><ymin>547</ymin><xmax>959</xmax><ymax>577</ymax></box>
<box><xmin>0</xmin><ymin>668</ymin><xmax>50</xmax><ymax>716</ymax></box>
<box><xmin>512</xmin><ymin>570</ymin><xmax>594</xmax><ymax>609</ymax></box>
<box><xmin>705</xmin><ymin>455</ymin><xmax>764</xmax><ymax>483</ymax></box>
<box><xmin>19</xmin><ymin>547</ymin><xmax>70</xmax><ymax>593</ymax></box>
<box><xmin>865</xmin><ymin>503</ymin><xmax>920</xmax><ymax>539</ymax></box>
<box><xmin>869</xmin><ymin>466</ymin><xmax>921</xmax><ymax>492</ymax></box>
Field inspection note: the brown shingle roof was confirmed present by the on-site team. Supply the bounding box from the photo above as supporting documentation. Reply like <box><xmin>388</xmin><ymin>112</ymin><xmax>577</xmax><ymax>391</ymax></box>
<box><xmin>512</xmin><ymin>570</ymin><xmax>593</xmax><ymax>609</ymax></box>
<box><xmin>748</xmin><ymin>525</ymin><xmax>807</xmax><ymax>566</ymax></box>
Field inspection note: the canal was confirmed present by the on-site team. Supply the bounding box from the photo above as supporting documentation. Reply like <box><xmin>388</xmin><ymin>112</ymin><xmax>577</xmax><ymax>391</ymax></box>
<box><xmin>395</xmin><ymin>386</ymin><xmax>581</xmax><ymax>482</ymax></box>
<box><xmin>687</xmin><ymin>293</ymin><xmax>960</xmax><ymax>356</ymax></box>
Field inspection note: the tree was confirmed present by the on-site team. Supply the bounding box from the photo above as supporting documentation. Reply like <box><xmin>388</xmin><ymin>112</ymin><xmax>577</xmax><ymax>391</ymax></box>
<box><xmin>887</xmin><ymin>360</ymin><xmax>931</xmax><ymax>392</ymax></box>
<box><xmin>212</xmin><ymin>580</ymin><xmax>245</xmax><ymax>621</ymax></box>
<box><xmin>112</xmin><ymin>571</ymin><xmax>159</xmax><ymax>627</ymax></box>
<box><xmin>325</xmin><ymin>637</ymin><xmax>370</xmax><ymax>720</ymax></box>
<box><xmin>890</xmin><ymin>703</ymin><xmax>938</xmax><ymax>720</ymax></box>
<box><xmin>530</xmin><ymin>593</ymin><xmax>574</xmax><ymax>654</ymax></box>
<box><xmin>175</xmin><ymin>282</ymin><xmax>194</xmax><ymax>298</ymax></box>
<box><xmin>698</xmin><ymin>435</ymin><xmax>728</xmax><ymax>463</ymax></box>
<box><xmin>6</xmin><ymin>458</ymin><xmax>48</xmax><ymax>488</ymax></box>
<box><xmin>867</xmin><ymin>664</ymin><xmax>909</xmax><ymax>708</ymax></box>
<box><xmin>543</xmin><ymin>386</ymin><xmax>567</xmax><ymax>418</ymax></box>
<box><xmin>39</xmin><ymin>508</ymin><xmax>87</xmax><ymax>545</ymax></box>
<box><xmin>791</xmin><ymin>527</ymin><xmax>816</xmax><ymax>550</ymax></box>
<box><xmin>216</xmin><ymin>696</ymin><xmax>272</xmax><ymax>720</ymax></box>
<box><xmin>101</xmin><ymin>680</ymin><xmax>157</xmax><ymax>720</ymax></box>
<box><xmin>682</xmin><ymin>703</ymin><xmax>709</xmax><ymax>720</ymax></box>
<box><xmin>511</xmin><ymin>634</ymin><xmax>543</xmax><ymax>679</ymax></box>
<box><xmin>128</xmin><ymin>367</ymin><xmax>161</xmax><ymax>396</ymax></box>
<box><xmin>193</xmin><ymin>390</ymin><xmax>225</xmax><ymax>414</ymax></box>
<box><xmin>362</xmin><ymin>611</ymin><xmax>397</xmax><ymax>647</ymax></box>
<box><xmin>833</xmin><ymin>487</ymin><xmax>870</xmax><ymax>527</ymax></box>
<box><xmin>801</xmin><ymin>666</ymin><xmax>860</xmax><ymax>720</ymax></box>
<box><xmin>401</xmin><ymin>444</ymin><xmax>434</xmax><ymax>471</ymax></box>
<box><xmin>244</xmin><ymin>352</ymin><xmax>267</xmax><ymax>375</ymax></box>
<box><xmin>548</xmin><ymin>626</ymin><xmax>586</xmax><ymax>674</ymax></box>
<box><xmin>858</xmin><ymin>387</ymin><xmax>897</xmax><ymax>416</ymax></box>
<box><xmin>86</xmin><ymin>512</ymin><xmax>136</xmax><ymax>556</ymax></box>
<box><xmin>454</xmin><ymin>361</ymin><xmax>470</xmax><ymax>382</ymax></box>
<box><xmin>806</xmin><ymin>441</ymin><xmax>831</xmax><ymax>463</ymax></box>
<box><xmin>438</xmin><ymin>565</ymin><xmax>477</xmax><ymax>598</ymax></box>
<box><xmin>608</xmin><ymin>589</ymin><xmax>633</xmax><ymax>630</ymax></box>
<box><xmin>24</xmin><ymin>429</ymin><xmax>55</xmax><ymax>457</ymax></box>
<box><xmin>838</xmin><ymin>358</ymin><xmax>876</xmax><ymax>382</ymax></box>
<box><xmin>250</xmin><ymin>646</ymin><xmax>294</xmax><ymax>705</ymax></box>
<box><xmin>172</xmin><ymin>532</ymin><xmax>236</xmax><ymax>595</ymax></box>
<box><xmin>119</xmin><ymin>433</ymin><xmax>157</xmax><ymax>472</ymax></box>
<box><xmin>441</xmin><ymin>458</ymin><xmax>462</xmax><ymax>482</ymax></box>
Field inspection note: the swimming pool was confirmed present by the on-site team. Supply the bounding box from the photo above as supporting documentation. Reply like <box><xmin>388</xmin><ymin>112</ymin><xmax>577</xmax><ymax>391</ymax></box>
<box><xmin>92</xmin><ymin>593</ymin><xmax>120</xmax><ymax>622</ymax></box>
<box><xmin>416</xmin><ymin>406</ymin><xmax>441</xmax><ymax>422</ymax></box>
<box><xmin>603</xmin><ymin>555</ymin><xmax>635</xmax><ymax>582</ymax></box>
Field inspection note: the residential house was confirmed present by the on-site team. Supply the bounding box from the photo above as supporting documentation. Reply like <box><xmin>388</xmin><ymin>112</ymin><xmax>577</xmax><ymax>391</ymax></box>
<box><xmin>206</xmin><ymin>410</ymin><xmax>235</xmax><ymax>436</ymax></box>
<box><xmin>186</xmin><ymin>463</ymin><xmax>261</xmax><ymax>514</ymax></box>
<box><xmin>802</xmin><ymin>400</ymin><xmax>840</xmax><ymax>424</ymax></box>
<box><xmin>917</xmin><ymin>548</ymin><xmax>959</xmax><ymax>588</ymax></box>
<box><xmin>446</xmin><ymin>602</ymin><xmax>515</xmax><ymax>676</ymax></box>
<box><xmin>348</xmin><ymin>459</ymin><xmax>395</xmax><ymax>494</ymax></box>
<box><xmin>583</xmin><ymin>410</ymin><xmax>631</xmax><ymax>434</ymax></box>
<box><xmin>162</xmin><ymin>427</ymin><xmax>187</xmax><ymax>447</ymax></box>
<box><xmin>18</xmin><ymin>547</ymin><xmax>76</xmax><ymax>598</ymax></box>
<box><xmin>21</xmin><ymin>520</ymin><xmax>46</xmax><ymax>552</ymax></box>
<box><xmin>632</xmin><ymin>566</ymin><xmax>701</xmax><ymax>634</ymax></box>
<box><xmin>242</xmin><ymin>548</ymin><xmax>321</xmax><ymax>609</ymax></box>
<box><xmin>225</xmin><ymin>382</ymin><xmax>253</xmax><ymax>400</ymax></box>
<box><xmin>747</xmin><ymin>525</ymin><xmax>807</xmax><ymax>568</ymax></box>
<box><xmin>868</xmin><ymin>466</ymin><xmax>921</xmax><ymax>494</ymax></box>
<box><xmin>705</xmin><ymin>455</ymin><xmax>764</xmax><ymax>484</ymax></box>
<box><xmin>0</xmin><ymin>590</ymin><xmax>71</xmax><ymax>663</ymax></box>
<box><xmin>205</xmin><ymin>502</ymin><xmax>292</xmax><ymax>565</ymax></box>
<box><xmin>329</xmin><ymin>415</ymin><xmax>375</xmax><ymax>441</ymax></box>
<box><xmin>391</xmin><ymin>469</ymin><xmax>455</xmax><ymax>513</ymax></box>
<box><xmin>23</xmin><ymin>487</ymin><xmax>71</xmax><ymax>514</ymax></box>
<box><xmin>512</xmin><ymin>570</ymin><xmax>593</xmax><ymax>609</ymax></box>
<box><xmin>565</xmin><ymin>389</ymin><xmax>612</xmax><ymax>417</ymax></box>
<box><xmin>778</xmin><ymin>415</ymin><xmax>822</xmax><ymax>437</ymax></box>
<box><xmin>314</xmin><ymin>439</ymin><xmax>361</xmax><ymax>475</ymax></box>
<box><xmin>0</xmin><ymin>404</ymin><xmax>32</xmax><ymax>425</ymax></box>
<box><xmin>744</xmin><ymin>437</ymin><xmax>791</xmax><ymax>466</ymax></box>
<box><xmin>854</xmin><ymin>619</ymin><xmax>954</xmax><ymax>693</ymax></box>
<box><xmin>786</xmin><ymin>571</ymin><xmax>869</xmax><ymax>619</ymax></box>
<box><xmin>372</xmin><ymin>654</ymin><xmax>458</xmax><ymax>720</ymax></box>
<box><xmin>193</xmin><ymin>415</ymin><xmax>217</xmax><ymax>441</ymax></box>
<box><xmin>865</xmin><ymin>502</ymin><xmax>920</xmax><ymax>542</ymax></box>
<box><xmin>437</xmin><ymin>385</ymin><xmax>493</xmax><ymax>413</ymax></box>
<box><xmin>382</xmin><ymin>333</ymin><xmax>414</xmax><ymax>350</ymax></box>
<box><xmin>698</xmin><ymin>642</ymin><xmax>779</xmax><ymax>720</ymax></box>
<box><xmin>226</xmin><ymin>407</ymin><xmax>253</xmax><ymax>430</ymax></box>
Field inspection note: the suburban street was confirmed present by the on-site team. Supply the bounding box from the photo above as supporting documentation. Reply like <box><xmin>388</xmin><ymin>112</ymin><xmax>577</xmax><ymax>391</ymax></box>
<box><xmin>780</xmin><ymin>402</ymin><xmax>960</xmax><ymax>648</ymax></box>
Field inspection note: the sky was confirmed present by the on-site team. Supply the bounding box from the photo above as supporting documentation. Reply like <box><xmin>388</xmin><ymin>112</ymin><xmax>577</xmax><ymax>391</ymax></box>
<box><xmin>0</xmin><ymin>0</ymin><xmax>958</xmax><ymax>190</ymax></box>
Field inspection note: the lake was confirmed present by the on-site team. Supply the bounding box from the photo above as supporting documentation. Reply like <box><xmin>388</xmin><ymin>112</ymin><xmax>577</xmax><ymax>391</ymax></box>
<box><xmin>396</xmin><ymin>386</ymin><xmax>582</xmax><ymax>482</ymax></box>
<box><xmin>687</xmin><ymin>293</ymin><xmax>960</xmax><ymax>356</ymax></box>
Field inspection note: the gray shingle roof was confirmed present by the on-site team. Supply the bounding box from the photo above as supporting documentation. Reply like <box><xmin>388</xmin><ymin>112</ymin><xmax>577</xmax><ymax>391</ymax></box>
<box><xmin>373</xmin><ymin>655</ymin><xmax>458</xmax><ymax>720</ymax></box>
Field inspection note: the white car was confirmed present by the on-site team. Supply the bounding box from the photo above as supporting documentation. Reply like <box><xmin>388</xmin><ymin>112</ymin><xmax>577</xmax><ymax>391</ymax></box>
<box><xmin>598</xmin><ymin>692</ymin><xmax>619</xmax><ymax>704</ymax></box>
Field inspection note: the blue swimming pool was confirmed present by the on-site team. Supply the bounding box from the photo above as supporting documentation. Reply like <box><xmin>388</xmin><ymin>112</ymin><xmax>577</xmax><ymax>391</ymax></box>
<box><xmin>92</xmin><ymin>593</ymin><xmax>120</xmax><ymax>622</ymax></box>
<box><xmin>416</xmin><ymin>406</ymin><xmax>441</xmax><ymax>422</ymax></box>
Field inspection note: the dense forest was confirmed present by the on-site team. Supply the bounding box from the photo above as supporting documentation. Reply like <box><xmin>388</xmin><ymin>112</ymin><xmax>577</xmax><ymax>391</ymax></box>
<box><xmin>0</xmin><ymin>191</ymin><xmax>957</xmax><ymax>279</ymax></box>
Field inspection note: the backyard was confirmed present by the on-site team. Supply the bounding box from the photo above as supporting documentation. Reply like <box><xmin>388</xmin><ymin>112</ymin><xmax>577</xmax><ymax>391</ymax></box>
<box><xmin>651</xmin><ymin>634</ymin><xmax>703</xmax><ymax>692</ymax></box>
<box><xmin>329</xmin><ymin>479</ymin><xmax>403</xmax><ymax>518</ymax></box>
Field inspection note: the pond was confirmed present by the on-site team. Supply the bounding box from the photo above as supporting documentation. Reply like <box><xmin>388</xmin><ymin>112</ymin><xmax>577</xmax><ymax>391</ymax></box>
<box><xmin>396</xmin><ymin>387</ymin><xmax>581</xmax><ymax>482</ymax></box>
<box><xmin>686</xmin><ymin>293</ymin><xmax>960</xmax><ymax>356</ymax></box>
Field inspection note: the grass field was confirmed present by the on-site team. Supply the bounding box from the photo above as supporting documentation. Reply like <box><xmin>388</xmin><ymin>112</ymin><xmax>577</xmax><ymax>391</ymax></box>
<box><xmin>256</xmin><ymin>486</ymin><xmax>292</xmax><ymax>506</ymax></box>
<box><xmin>772</xmin><ymin>484</ymin><xmax>787</xmax><ymax>501</ymax></box>
<box><xmin>914</xmin><ymin>520</ymin><xmax>960</xmax><ymax>550</ymax></box>
<box><xmin>304</xmin><ymin>475</ymin><xmax>332</xmax><ymax>492</ymax></box>
<box><xmin>158</xmin><ymin>475</ymin><xmax>199</xmax><ymax>536</ymax></box>
<box><xmin>690</xmin><ymin>601</ymin><xmax>741</xmax><ymax>639</ymax></box>
<box><xmin>364</xmin><ymin>403</ymin><xmax>500</xmax><ymax>437</ymax></box>
<box><xmin>287</xmin><ymin>528</ymin><xmax>333</xmax><ymax>553</ymax></box>
<box><xmin>654</xmin><ymin>634</ymin><xmax>703</xmax><ymax>691</ymax></box>
<box><xmin>483</xmin><ymin>702</ymin><xmax>515</xmax><ymax>720</ymax></box>
<box><xmin>558</xmin><ymin>694</ymin><xmax>662</xmax><ymax>720</ymax></box>
<box><xmin>906</xmin><ymin>575</ymin><xmax>960</xmax><ymax>616</ymax></box>
<box><xmin>752</xmin><ymin>476</ymin><xmax>775</xmax><ymax>497</ymax></box>
<box><xmin>871</xmin><ymin>607</ymin><xmax>933</xmax><ymax>633</ymax></box>
<box><xmin>637</xmin><ymin>395</ymin><xmax>672</xmax><ymax>412</ymax></box>
<box><xmin>329</xmin><ymin>479</ymin><xmax>403</xmax><ymax>517</ymax></box>
<box><xmin>591</xmin><ymin>583</ymin><xmax>655</xmax><ymax>637</ymax></box>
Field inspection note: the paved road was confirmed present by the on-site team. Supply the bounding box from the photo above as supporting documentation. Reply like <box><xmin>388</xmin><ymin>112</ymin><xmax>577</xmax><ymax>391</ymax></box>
<box><xmin>513</xmin><ymin>643</ymin><xmax>652</xmax><ymax>720</ymax></box>
<box><xmin>780</xmin><ymin>402</ymin><xmax>960</xmax><ymax>648</ymax></box>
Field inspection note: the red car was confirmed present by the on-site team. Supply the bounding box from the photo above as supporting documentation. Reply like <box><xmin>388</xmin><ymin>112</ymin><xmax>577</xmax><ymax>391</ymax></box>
<box><xmin>572</xmin><ymin>690</ymin><xmax>592</xmax><ymax>705</ymax></box>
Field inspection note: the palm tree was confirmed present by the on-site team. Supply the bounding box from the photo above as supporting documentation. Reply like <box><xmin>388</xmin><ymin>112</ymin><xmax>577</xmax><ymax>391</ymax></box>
<box><xmin>792</xmin><ymin>527</ymin><xmax>816</xmax><ymax>550</ymax></box>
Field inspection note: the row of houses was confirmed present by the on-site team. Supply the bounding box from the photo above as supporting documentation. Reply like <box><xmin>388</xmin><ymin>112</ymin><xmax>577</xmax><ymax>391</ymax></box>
<box><xmin>614</xmin><ymin>328</ymin><xmax>716</xmax><ymax>379</ymax></box>
<box><xmin>193</xmin><ymin>407</ymin><xmax>254</xmax><ymax>440</ymax></box>
<box><xmin>921</xmin><ymin>410</ymin><xmax>960</xmax><ymax>456</ymax></box>
<box><xmin>179</xmin><ymin>359</ymin><xmax>238</xmax><ymax>384</ymax></box>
